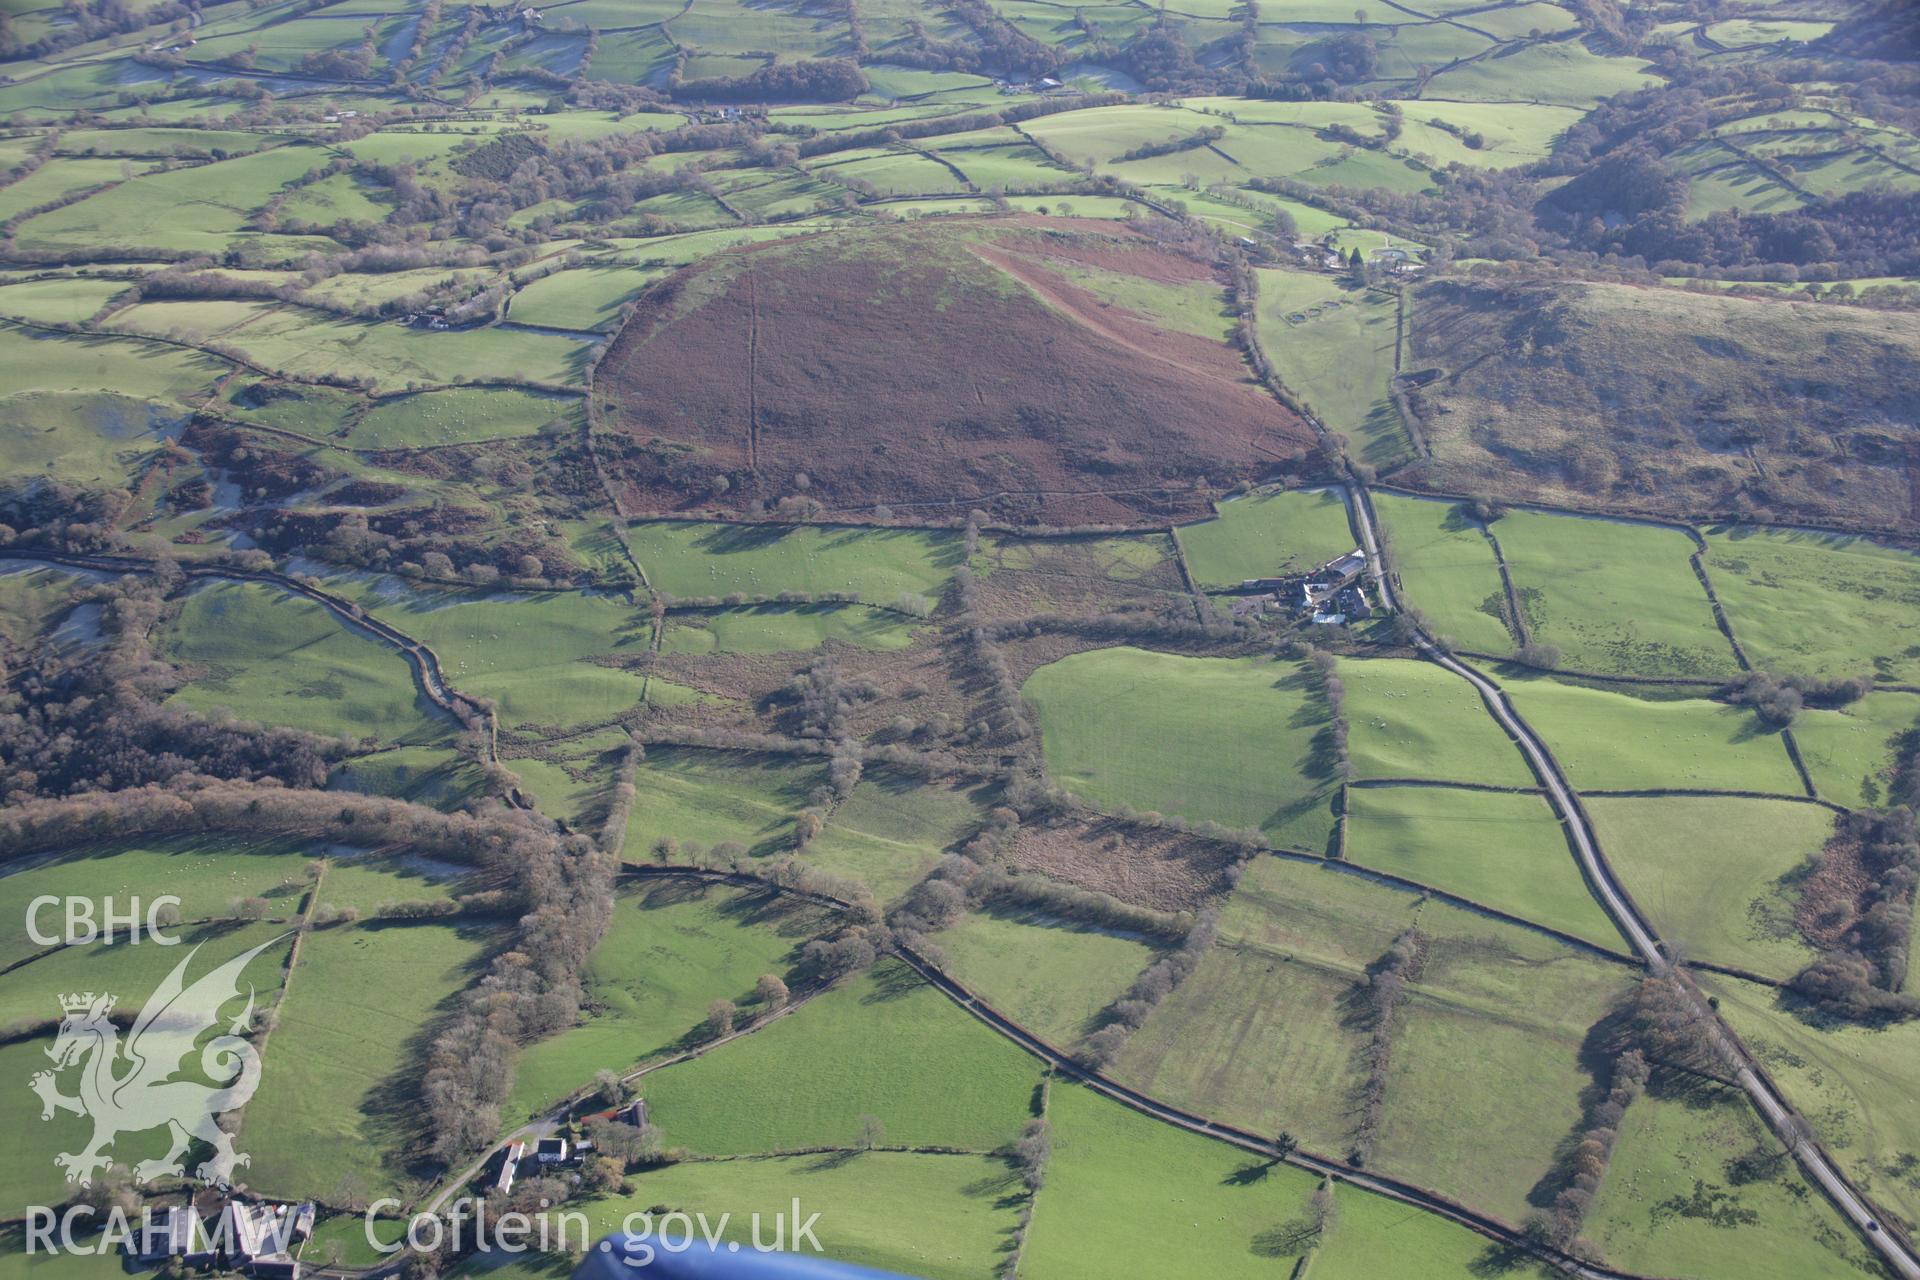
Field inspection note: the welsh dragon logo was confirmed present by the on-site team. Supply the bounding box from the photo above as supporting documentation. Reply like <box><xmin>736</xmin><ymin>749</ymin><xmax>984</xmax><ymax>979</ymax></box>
<box><xmin>29</xmin><ymin>937</ymin><xmax>284</xmax><ymax>1188</ymax></box>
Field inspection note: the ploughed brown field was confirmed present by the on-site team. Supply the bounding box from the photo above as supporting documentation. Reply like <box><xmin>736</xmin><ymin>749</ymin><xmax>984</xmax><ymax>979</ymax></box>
<box><xmin>593</xmin><ymin>219</ymin><xmax>1316</xmax><ymax>524</ymax></box>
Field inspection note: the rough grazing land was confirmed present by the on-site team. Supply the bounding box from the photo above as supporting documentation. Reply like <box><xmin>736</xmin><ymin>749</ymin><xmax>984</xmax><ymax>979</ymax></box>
<box><xmin>1403</xmin><ymin>279</ymin><xmax>1920</xmax><ymax>529</ymax></box>
<box><xmin>595</xmin><ymin>221</ymin><xmax>1314</xmax><ymax>524</ymax></box>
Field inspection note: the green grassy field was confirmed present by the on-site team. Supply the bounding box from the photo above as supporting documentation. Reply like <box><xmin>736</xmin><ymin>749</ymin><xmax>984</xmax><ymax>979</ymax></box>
<box><xmin>1344</xmin><ymin>785</ymin><xmax>1622</xmax><ymax>949</ymax></box>
<box><xmin>0</xmin><ymin>326</ymin><xmax>228</xmax><ymax>488</ymax></box>
<box><xmin>278</xmin><ymin>172</ymin><xmax>393</xmax><ymax>225</ymax></box>
<box><xmin>1022</xmin><ymin>1079</ymin><xmax>1324</xmax><ymax>1276</ymax></box>
<box><xmin>1586</xmin><ymin>796</ymin><xmax>1827</xmax><ymax>980</ymax></box>
<box><xmin>240</xmin><ymin>920</ymin><xmax>499</xmax><ymax>1203</ymax></box>
<box><xmin>1707</xmin><ymin>973</ymin><xmax>1920</xmax><ymax>1232</ymax></box>
<box><xmin>1255</xmin><ymin>270</ymin><xmax>1409</xmax><ymax>469</ymax></box>
<box><xmin>1311</xmin><ymin>1173</ymin><xmax>1561</xmax><ymax>1279</ymax></box>
<box><xmin>0</xmin><ymin>157</ymin><xmax>136</xmax><ymax>221</ymax></box>
<box><xmin>1419</xmin><ymin>39</ymin><xmax>1657</xmax><ymax>107</ymax></box>
<box><xmin>661</xmin><ymin>604</ymin><xmax>920</xmax><ymax>655</ymax></box>
<box><xmin>509</xmin><ymin>265</ymin><xmax>662</xmax><ymax>332</ymax></box>
<box><xmin>562</xmin><ymin>1151</ymin><xmax>1024</xmax><ymax>1279</ymax></box>
<box><xmin>624</xmin><ymin>748</ymin><xmax>825</xmax><ymax>860</ymax></box>
<box><xmin>1495</xmin><ymin>510</ymin><xmax>1736</xmax><ymax>677</ymax></box>
<box><xmin>502</xmin><ymin>755</ymin><xmax>610</xmax><ymax>828</ymax></box>
<box><xmin>506</xmin><ymin>881</ymin><xmax>833</xmax><ymax>1120</ymax></box>
<box><xmin>1049</xmin><ymin>258</ymin><xmax>1229</xmax><ymax>342</ymax></box>
<box><xmin>1506</xmin><ymin>676</ymin><xmax>1804</xmax><ymax>793</ymax></box>
<box><xmin>351</xmin><ymin>387</ymin><xmax>583</xmax><ymax>448</ymax></box>
<box><xmin>0</xmin><ymin>919</ymin><xmax>291</xmax><ymax>1037</ymax></box>
<box><xmin>1374</xmin><ymin>913</ymin><xmax>1633</xmax><ymax>1224</ymax></box>
<box><xmin>934</xmin><ymin>905</ymin><xmax>1161</xmax><ymax>1046</ymax></box>
<box><xmin>1115</xmin><ymin>938</ymin><xmax>1369</xmax><ymax>1158</ymax></box>
<box><xmin>1024</xmin><ymin>647</ymin><xmax>1335</xmax><ymax>849</ymax></box>
<box><xmin>1585</xmin><ymin>1081</ymin><xmax>1886</xmax><ymax>1279</ymax></box>
<box><xmin>1123</xmin><ymin>850</ymin><xmax>1632</xmax><ymax>1220</ymax></box>
<box><xmin>16</xmin><ymin>145</ymin><xmax>328</xmax><ymax>255</ymax></box>
<box><xmin>0</xmin><ymin>837</ymin><xmax>315</xmax><ymax>967</ymax></box>
<box><xmin>1372</xmin><ymin>493</ymin><xmax>1517</xmax><ymax>653</ymax></box>
<box><xmin>800</xmin><ymin>771</ymin><xmax>988</xmax><ymax>904</ymax></box>
<box><xmin>0</xmin><ymin>929</ymin><xmax>293</xmax><ymax>1218</ymax></box>
<box><xmin>164</xmin><ymin>580</ymin><xmax>445</xmax><ymax>744</ymax></box>
<box><xmin>136</xmin><ymin>302</ymin><xmax>594</xmax><ymax>390</ymax></box>
<box><xmin>0</xmin><ymin>278</ymin><xmax>127</xmax><ymax>326</ymax></box>
<box><xmin>635</xmin><ymin>959</ymin><xmax>1040</xmax><ymax>1155</ymax></box>
<box><xmin>1179</xmin><ymin>488</ymin><xmax>1358</xmax><ymax>590</ymax></box>
<box><xmin>1026</xmin><ymin>1079</ymin><xmax>1558</xmax><ymax>1279</ymax></box>
<box><xmin>301</xmin><ymin>1215</ymin><xmax>408</xmax><ymax>1270</ymax></box>
<box><xmin>1339</xmin><ymin>655</ymin><xmax>1533</xmax><ymax>786</ymax></box>
<box><xmin>627</xmin><ymin>522</ymin><xmax>961</xmax><ymax>605</ymax></box>
<box><xmin>317</xmin><ymin>851</ymin><xmax>481</xmax><ymax>913</ymax></box>
<box><xmin>330</xmin><ymin>744</ymin><xmax>486</xmax><ymax>811</ymax></box>
<box><xmin>1704</xmin><ymin>526</ymin><xmax>1920</xmax><ymax>683</ymax></box>
<box><xmin>218</xmin><ymin>376</ymin><xmax>361</xmax><ymax>437</ymax></box>
<box><xmin>1792</xmin><ymin>691</ymin><xmax>1920</xmax><ymax>807</ymax></box>
<box><xmin>366</xmin><ymin>589</ymin><xmax>651</xmax><ymax>732</ymax></box>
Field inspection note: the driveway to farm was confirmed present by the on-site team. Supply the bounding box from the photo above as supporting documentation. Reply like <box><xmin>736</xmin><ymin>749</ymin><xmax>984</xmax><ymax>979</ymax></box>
<box><xmin>1340</xmin><ymin>485</ymin><xmax>1920</xmax><ymax>1280</ymax></box>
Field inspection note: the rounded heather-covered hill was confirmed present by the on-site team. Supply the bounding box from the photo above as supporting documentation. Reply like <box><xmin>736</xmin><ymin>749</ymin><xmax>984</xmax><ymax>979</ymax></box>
<box><xmin>591</xmin><ymin>219</ymin><xmax>1315</xmax><ymax>524</ymax></box>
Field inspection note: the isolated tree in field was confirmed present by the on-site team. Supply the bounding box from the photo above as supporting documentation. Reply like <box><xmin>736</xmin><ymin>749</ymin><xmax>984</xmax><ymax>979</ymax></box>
<box><xmin>1015</xmin><ymin>1118</ymin><xmax>1051</xmax><ymax>1189</ymax></box>
<box><xmin>755</xmin><ymin>973</ymin><xmax>789</xmax><ymax>1008</ymax></box>
<box><xmin>858</xmin><ymin>1114</ymin><xmax>886</xmax><ymax>1151</ymax></box>
<box><xmin>1514</xmin><ymin>641</ymin><xmax>1562</xmax><ymax>669</ymax></box>
<box><xmin>795</xmin><ymin>809</ymin><xmax>825</xmax><ymax>845</ymax></box>
<box><xmin>705</xmin><ymin>998</ymin><xmax>737</xmax><ymax>1039</ymax></box>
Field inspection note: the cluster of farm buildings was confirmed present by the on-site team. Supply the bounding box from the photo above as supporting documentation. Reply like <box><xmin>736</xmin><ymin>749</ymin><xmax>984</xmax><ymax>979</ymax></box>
<box><xmin>482</xmin><ymin>1099</ymin><xmax>650</xmax><ymax>1196</ymax></box>
<box><xmin>1225</xmin><ymin>548</ymin><xmax>1374</xmax><ymax>624</ymax></box>
<box><xmin>126</xmin><ymin>1198</ymin><xmax>316</xmax><ymax>1280</ymax></box>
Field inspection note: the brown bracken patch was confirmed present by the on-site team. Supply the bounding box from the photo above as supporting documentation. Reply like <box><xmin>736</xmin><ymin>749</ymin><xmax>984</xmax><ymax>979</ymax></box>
<box><xmin>1006</xmin><ymin>814</ymin><xmax>1239</xmax><ymax>913</ymax></box>
<box><xmin>1795</xmin><ymin>833</ymin><xmax>1870</xmax><ymax>949</ymax></box>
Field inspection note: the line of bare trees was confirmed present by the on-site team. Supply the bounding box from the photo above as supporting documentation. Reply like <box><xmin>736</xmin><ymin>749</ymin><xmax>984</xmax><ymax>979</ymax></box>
<box><xmin>1533</xmin><ymin>1050</ymin><xmax>1649</xmax><ymax>1254</ymax></box>
<box><xmin>1350</xmin><ymin>927</ymin><xmax>1423</xmax><ymax>1165</ymax></box>
<box><xmin>1077</xmin><ymin>909</ymin><xmax>1219</xmax><ymax>1068</ymax></box>
<box><xmin>1305</xmin><ymin>647</ymin><xmax>1352</xmax><ymax>781</ymax></box>
<box><xmin>423</xmin><ymin>831</ymin><xmax>615</xmax><ymax>1161</ymax></box>
<box><xmin>596</xmin><ymin>735</ymin><xmax>644</xmax><ymax>857</ymax></box>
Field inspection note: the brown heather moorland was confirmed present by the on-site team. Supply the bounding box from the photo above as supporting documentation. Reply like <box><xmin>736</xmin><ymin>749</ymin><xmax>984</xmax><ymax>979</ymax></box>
<box><xmin>593</xmin><ymin>220</ymin><xmax>1315</xmax><ymax>525</ymax></box>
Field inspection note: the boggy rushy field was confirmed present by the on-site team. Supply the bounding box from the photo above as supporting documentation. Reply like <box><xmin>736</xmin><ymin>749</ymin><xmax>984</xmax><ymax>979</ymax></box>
<box><xmin>594</xmin><ymin>220</ymin><xmax>1315</xmax><ymax>525</ymax></box>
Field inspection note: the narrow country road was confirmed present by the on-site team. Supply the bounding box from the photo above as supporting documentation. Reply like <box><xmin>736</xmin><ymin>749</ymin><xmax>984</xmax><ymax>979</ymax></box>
<box><xmin>1339</xmin><ymin>486</ymin><xmax>1920</xmax><ymax>1280</ymax></box>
